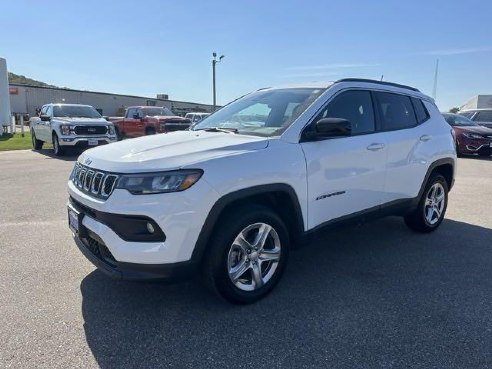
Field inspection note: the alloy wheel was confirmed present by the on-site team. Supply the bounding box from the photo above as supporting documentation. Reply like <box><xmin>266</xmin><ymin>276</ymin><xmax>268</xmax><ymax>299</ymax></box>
<box><xmin>424</xmin><ymin>182</ymin><xmax>445</xmax><ymax>225</ymax></box>
<box><xmin>227</xmin><ymin>223</ymin><xmax>281</xmax><ymax>292</ymax></box>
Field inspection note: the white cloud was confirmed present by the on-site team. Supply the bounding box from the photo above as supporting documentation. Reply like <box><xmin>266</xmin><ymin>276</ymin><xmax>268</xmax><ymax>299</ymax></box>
<box><xmin>420</xmin><ymin>46</ymin><xmax>492</xmax><ymax>56</ymax></box>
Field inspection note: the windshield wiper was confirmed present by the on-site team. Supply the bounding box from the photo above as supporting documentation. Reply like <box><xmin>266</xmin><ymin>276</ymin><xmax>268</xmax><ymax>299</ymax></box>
<box><xmin>200</xmin><ymin>127</ymin><xmax>238</xmax><ymax>134</ymax></box>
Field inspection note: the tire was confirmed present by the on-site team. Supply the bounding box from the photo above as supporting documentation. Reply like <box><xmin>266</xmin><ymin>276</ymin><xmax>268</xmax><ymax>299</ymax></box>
<box><xmin>31</xmin><ymin>130</ymin><xmax>43</xmax><ymax>150</ymax></box>
<box><xmin>52</xmin><ymin>133</ymin><xmax>64</xmax><ymax>156</ymax></box>
<box><xmin>202</xmin><ymin>204</ymin><xmax>290</xmax><ymax>304</ymax></box>
<box><xmin>145</xmin><ymin>127</ymin><xmax>156</xmax><ymax>135</ymax></box>
<box><xmin>404</xmin><ymin>174</ymin><xmax>448</xmax><ymax>233</ymax></box>
<box><xmin>115</xmin><ymin>127</ymin><xmax>122</xmax><ymax>141</ymax></box>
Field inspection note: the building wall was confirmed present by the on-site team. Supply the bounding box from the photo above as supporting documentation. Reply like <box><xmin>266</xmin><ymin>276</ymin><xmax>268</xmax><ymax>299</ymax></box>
<box><xmin>8</xmin><ymin>84</ymin><xmax>214</xmax><ymax>117</ymax></box>
<box><xmin>460</xmin><ymin>95</ymin><xmax>492</xmax><ymax>111</ymax></box>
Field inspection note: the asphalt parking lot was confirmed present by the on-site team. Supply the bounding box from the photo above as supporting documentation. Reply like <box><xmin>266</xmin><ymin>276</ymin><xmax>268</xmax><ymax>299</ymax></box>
<box><xmin>1</xmin><ymin>149</ymin><xmax>491</xmax><ymax>369</ymax></box>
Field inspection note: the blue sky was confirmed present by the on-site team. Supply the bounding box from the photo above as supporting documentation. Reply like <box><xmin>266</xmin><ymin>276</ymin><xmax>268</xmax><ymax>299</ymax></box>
<box><xmin>1</xmin><ymin>0</ymin><xmax>491</xmax><ymax>110</ymax></box>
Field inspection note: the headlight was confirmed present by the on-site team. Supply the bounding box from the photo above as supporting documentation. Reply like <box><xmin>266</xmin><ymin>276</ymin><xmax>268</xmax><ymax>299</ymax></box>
<box><xmin>60</xmin><ymin>125</ymin><xmax>72</xmax><ymax>135</ymax></box>
<box><xmin>116</xmin><ymin>170</ymin><xmax>203</xmax><ymax>195</ymax></box>
<box><xmin>462</xmin><ymin>132</ymin><xmax>483</xmax><ymax>139</ymax></box>
<box><xmin>108</xmin><ymin>125</ymin><xmax>116</xmax><ymax>135</ymax></box>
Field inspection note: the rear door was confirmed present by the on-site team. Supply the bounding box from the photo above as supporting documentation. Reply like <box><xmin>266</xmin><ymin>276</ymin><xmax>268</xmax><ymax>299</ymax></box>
<box><xmin>374</xmin><ymin>92</ymin><xmax>432</xmax><ymax>204</ymax></box>
<box><xmin>124</xmin><ymin>108</ymin><xmax>139</xmax><ymax>137</ymax></box>
<box><xmin>300</xmin><ymin>89</ymin><xmax>388</xmax><ymax>229</ymax></box>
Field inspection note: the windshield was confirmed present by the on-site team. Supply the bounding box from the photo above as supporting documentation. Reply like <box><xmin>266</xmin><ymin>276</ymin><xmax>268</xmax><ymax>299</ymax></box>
<box><xmin>192</xmin><ymin>88</ymin><xmax>325</xmax><ymax>137</ymax></box>
<box><xmin>443</xmin><ymin>113</ymin><xmax>477</xmax><ymax>127</ymax></box>
<box><xmin>142</xmin><ymin>107</ymin><xmax>174</xmax><ymax>116</ymax></box>
<box><xmin>53</xmin><ymin>105</ymin><xmax>101</xmax><ymax>118</ymax></box>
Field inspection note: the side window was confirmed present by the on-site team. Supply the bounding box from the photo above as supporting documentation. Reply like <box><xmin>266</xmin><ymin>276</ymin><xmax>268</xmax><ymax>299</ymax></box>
<box><xmin>46</xmin><ymin>106</ymin><xmax>53</xmax><ymax>117</ymax></box>
<box><xmin>315</xmin><ymin>90</ymin><xmax>375</xmax><ymax>134</ymax></box>
<box><xmin>411</xmin><ymin>97</ymin><xmax>429</xmax><ymax>123</ymax></box>
<box><xmin>376</xmin><ymin>92</ymin><xmax>417</xmax><ymax>130</ymax></box>
<box><xmin>476</xmin><ymin>111</ymin><xmax>492</xmax><ymax>122</ymax></box>
<box><xmin>41</xmin><ymin>106</ymin><xmax>48</xmax><ymax>115</ymax></box>
<box><xmin>127</xmin><ymin>108</ymin><xmax>136</xmax><ymax>118</ymax></box>
<box><xmin>136</xmin><ymin>109</ymin><xmax>144</xmax><ymax>118</ymax></box>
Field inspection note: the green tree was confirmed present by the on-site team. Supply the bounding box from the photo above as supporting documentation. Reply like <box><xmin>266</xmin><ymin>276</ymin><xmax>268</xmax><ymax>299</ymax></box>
<box><xmin>449</xmin><ymin>107</ymin><xmax>460</xmax><ymax>114</ymax></box>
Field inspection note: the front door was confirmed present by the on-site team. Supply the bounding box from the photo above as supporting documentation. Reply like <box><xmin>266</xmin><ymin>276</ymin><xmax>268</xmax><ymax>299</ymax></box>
<box><xmin>300</xmin><ymin>90</ymin><xmax>387</xmax><ymax>229</ymax></box>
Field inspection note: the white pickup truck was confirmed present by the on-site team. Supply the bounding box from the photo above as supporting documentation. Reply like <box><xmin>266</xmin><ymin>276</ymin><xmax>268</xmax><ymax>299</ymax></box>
<box><xmin>30</xmin><ymin>104</ymin><xmax>117</xmax><ymax>156</ymax></box>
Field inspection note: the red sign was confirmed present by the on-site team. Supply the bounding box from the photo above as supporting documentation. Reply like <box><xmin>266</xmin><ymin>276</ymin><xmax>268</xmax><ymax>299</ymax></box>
<box><xmin>9</xmin><ymin>87</ymin><xmax>18</xmax><ymax>95</ymax></box>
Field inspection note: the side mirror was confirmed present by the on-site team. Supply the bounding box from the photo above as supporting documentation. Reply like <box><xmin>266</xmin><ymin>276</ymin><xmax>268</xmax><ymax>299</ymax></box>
<box><xmin>132</xmin><ymin>113</ymin><xmax>140</xmax><ymax>119</ymax></box>
<box><xmin>306</xmin><ymin>117</ymin><xmax>352</xmax><ymax>139</ymax></box>
<box><xmin>40</xmin><ymin>115</ymin><xmax>51</xmax><ymax>122</ymax></box>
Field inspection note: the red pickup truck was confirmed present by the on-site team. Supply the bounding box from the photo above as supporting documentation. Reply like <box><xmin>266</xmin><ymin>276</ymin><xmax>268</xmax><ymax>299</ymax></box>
<box><xmin>109</xmin><ymin>106</ymin><xmax>191</xmax><ymax>139</ymax></box>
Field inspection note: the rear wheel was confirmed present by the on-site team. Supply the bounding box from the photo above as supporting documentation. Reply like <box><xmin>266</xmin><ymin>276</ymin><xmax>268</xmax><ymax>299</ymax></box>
<box><xmin>145</xmin><ymin>127</ymin><xmax>156</xmax><ymax>135</ymax></box>
<box><xmin>31</xmin><ymin>130</ymin><xmax>43</xmax><ymax>150</ymax></box>
<box><xmin>202</xmin><ymin>205</ymin><xmax>289</xmax><ymax>304</ymax></box>
<box><xmin>404</xmin><ymin>174</ymin><xmax>448</xmax><ymax>232</ymax></box>
<box><xmin>52</xmin><ymin>133</ymin><xmax>63</xmax><ymax>156</ymax></box>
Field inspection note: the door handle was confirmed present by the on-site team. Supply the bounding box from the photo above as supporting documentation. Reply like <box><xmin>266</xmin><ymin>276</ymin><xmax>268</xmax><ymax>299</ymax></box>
<box><xmin>420</xmin><ymin>134</ymin><xmax>432</xmax><ymax>142</ymax></box>
<box><xmin>366</xmin><ymin>143</ymin><xmax>385</xmax><ymax>151</ymax></box>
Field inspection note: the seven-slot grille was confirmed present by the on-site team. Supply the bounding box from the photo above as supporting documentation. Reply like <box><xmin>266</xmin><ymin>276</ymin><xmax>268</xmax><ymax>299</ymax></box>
<box><xmin>74</xmin><ymin>125</ymin><xmax>108</xmax><ymax>135</ymax></box>
<box><xmin>72</xmin><ymin>163</ymin><xmax>118</xmax><ymax>199</ymax></box>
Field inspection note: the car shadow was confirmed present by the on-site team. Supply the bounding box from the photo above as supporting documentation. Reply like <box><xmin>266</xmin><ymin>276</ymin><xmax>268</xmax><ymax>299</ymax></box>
<box><xmin>35</xmin><ymin>148</ymin><xmax>80</xmax><ymax>161</ymax></box>
<box><xmin>80</xmin><ymin>217</ymin><xmax>492</xmax><ymax>368</ymax></box>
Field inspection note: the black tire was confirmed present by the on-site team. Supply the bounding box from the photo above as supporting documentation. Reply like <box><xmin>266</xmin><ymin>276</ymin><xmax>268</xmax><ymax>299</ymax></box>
<box><xmin>202</xmin><ymin>204</ymin><xmax>289</xmax><ymax>304</ymax></box>
<box><xmin>31</xmin><ymin>130</ymin><xmax>43</xmax><ymax>150</ymax></box>
<box><xmin>114</xmin><ymin>126</ymin><xmax>122</xmax><ymax>141</ymax></box>
<box><xmin>145</xmin><ymin>127</ymin><xmax>156</xmax><ymax>135</ymax></box>
<box><xmin>404</xmin><ymin>174</ymin><xmax>448</xmax><ymax>233</ymax></box>
<box><xmin>52</xmin><ymin>133</ymin><xmax>64</xmax><ymax>156</ymax></box>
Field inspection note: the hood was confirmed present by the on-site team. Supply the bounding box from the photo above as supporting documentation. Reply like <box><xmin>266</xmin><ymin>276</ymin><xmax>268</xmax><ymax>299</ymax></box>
<box><xmin>56</xmin><ymin>117</ymin><xmax>110</xmax><ymax>125</ymax></box>
<box><xmin>79</xmin><ymin>130</ymin><xmax>269</xmax><ymax>172</ymax></box>
<box><xmin>157</xmin><ymin>115</ymin><xmax>190</xmax><ymax>122</ymax></box>
<box><xmin>453</xmin><ymin>125</ymin><xmax>492</xmax><ymax>135</ymax></box>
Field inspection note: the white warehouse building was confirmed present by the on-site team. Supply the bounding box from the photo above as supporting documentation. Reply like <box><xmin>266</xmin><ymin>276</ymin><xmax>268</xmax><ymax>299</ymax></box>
<box><xmin>460</xmin><ymin>95</ymin><xmax>492</xmax><ymax>111</ymax></box>
<box><xmin>8</xmin><ymin>83</ymin><xmax>214</xmax><ymax>118</ymax></box>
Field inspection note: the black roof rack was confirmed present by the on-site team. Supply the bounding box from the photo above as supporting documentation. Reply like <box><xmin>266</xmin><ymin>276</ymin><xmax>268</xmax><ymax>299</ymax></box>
<box><xmin>334</xmin><ymin>78</ymin><xmax>420</xmax><ymax>92</ymax></box>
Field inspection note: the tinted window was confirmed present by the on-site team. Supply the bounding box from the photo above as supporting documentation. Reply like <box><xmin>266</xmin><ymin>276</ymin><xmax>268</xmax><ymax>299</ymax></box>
<box><xmin>476</xmin><ymin>111</ymin><xmax>492</xmax><ymax>122</ymax></box>
<box><xmin>127</xmin><ymin>108</ymin><xmax>136</xmax><ymax>118</ymax></box>
<box><xmin>411</xmin><ymin>97</ymin><xmax>429</xmax><ymax>123</ymax></box>
<box><xmin>315</xmin><ymin>90</ymin><xmax>375</xmax><ymax>134</ymax></box>
<box><xmin>460</xmin><ymin>112</ymin><xmax>474</xmax><ymax>119</ymax></box>
<box><xmin>376</xmin><ymin>92</ymin><xmax>417</xmax><ymax>130</ymax></box>
<box><xmin>443</xmin><ymin>114</ymin><xmax>476</xmax><ymax>127</ymax></box>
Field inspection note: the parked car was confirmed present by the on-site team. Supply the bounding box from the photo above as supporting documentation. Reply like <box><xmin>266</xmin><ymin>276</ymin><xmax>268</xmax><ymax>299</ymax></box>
<box><xmin>109</xmin><ymin>106</ymin><xmax>191</xmax><ymax>139</ymax></box>
<box><xmin>67</xmin><ymin>78</ymin><xmax>456</xmax><ymax>304</ymax></box>
<box><xmin>459</xmin><ymin>109</ymin><xmax>492</xmax><ymax>129</ymax></box>
<box><xmin>442</xmin><ymin>113</ymin><xmax>492</xmax><ymax>157</ymax></box>
<box><xmin>185</xmin><ymin>112</ymin><xmax>210</xmax><ymax>125</ymax></box>
<box><xmin>30</xmin><ymin>104</ymin><xmax>117</xmax><ymax>156</ymax></box>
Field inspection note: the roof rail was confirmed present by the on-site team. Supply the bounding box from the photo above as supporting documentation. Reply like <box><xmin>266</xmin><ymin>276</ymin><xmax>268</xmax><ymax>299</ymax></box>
<box><xmin>334</xmin><ymin>78</ymin><xmax>420</xmax><ymax>92</ymax></box>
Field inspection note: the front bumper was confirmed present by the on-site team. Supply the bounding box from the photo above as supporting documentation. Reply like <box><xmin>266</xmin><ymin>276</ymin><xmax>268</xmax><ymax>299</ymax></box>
<box><xmin>74</xmin><ymin>232</ymin><xmax>197</xmax><ymax>281</ymax></box>
<box><xmin>59</xmin><ymin>136</ymin><xmax>118</xmax><ymax>147</ymax></box>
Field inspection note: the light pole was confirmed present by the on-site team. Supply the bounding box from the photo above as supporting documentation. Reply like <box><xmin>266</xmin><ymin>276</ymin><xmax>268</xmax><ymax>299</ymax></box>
<box><xmin>212</xmin><ymin>52</ymin><xmax>224</xmax><ymax>111</ymax></box>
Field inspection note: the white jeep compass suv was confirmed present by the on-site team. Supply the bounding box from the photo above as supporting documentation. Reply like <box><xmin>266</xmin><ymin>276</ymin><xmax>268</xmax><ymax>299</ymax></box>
<box><xmin>67</xmin><ymin>79</ymin><xmax>456</xmax><ymax>304</ymax></box>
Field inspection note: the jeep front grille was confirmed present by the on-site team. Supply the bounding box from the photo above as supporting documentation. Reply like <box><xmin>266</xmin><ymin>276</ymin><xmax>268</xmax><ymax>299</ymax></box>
<box><xmin>72</xmin><ymin>163</ymin><xmax>119</xmax><ymax>199</ymax></box>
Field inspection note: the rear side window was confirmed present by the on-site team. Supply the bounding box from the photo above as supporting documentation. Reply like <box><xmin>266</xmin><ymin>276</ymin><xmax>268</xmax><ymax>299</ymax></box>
<box><xmin>376</xmin><ymin>92</ymin><xmax>417</xmax><ymax>130</ymax></box>
<box><xmin>476</xmin><ymin>111</ymin><xmax>492</xmax><ymax>122</ymax></box>
<box><xmin>411</xmin><ymin>97</ymin><xmax>429</xmax><ymax>123</ymax></box>
<box><xmin>316</xmin><ymin>90</ymin><xmax>375</xmax><ymax>134</ymax></box>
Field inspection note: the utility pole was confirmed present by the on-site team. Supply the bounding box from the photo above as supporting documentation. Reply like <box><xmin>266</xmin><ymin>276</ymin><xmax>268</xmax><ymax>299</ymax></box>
<box><xmin>432</xmin><ymin>58</ymin><xmax>439</xmax><ymax>100</ymax></box>
<box><xmin>212</xmin><ymin>52</ymin><xmax>224</xmax><ymax>111</ymax></box>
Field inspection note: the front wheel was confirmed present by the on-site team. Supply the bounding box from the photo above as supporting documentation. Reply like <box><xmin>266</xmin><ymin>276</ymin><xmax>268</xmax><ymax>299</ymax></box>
<box><xmin>202</xmin><ymin>205</ymin><xmax>289</xmax><ymax>304</ymax></box>
<box><xmin>52</xmin><ymin>133</ymin><xmax>63</xmax><ymax>156</ymax></box>
<box><xmin>404</xmin><ymin>174</ymin><xmax>448</xmax><ymax>232</ymax></box>
<box><xmin>31</xmin><ymin>130</ymin><xmax>43</xmax><ymax>150</ymax></box>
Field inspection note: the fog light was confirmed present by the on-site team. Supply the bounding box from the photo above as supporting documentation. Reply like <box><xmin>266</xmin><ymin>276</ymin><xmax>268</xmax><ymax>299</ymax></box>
<box><xmin>146</xmin><ymin>222</ymin><xmax>155</xmax><ymax>234</ymax></box>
